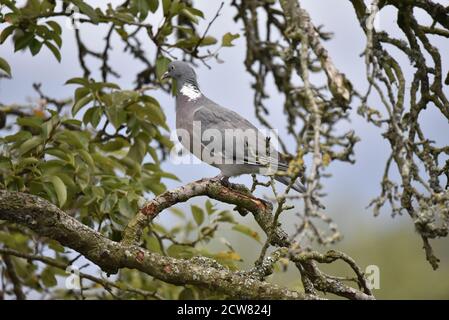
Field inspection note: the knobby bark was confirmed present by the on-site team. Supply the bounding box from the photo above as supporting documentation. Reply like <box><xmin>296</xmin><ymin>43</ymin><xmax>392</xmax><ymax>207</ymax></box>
<box><xmin>0</xmin><ymin>179</ymin><xmax>374</xmax><ymax>300</ymax></box>
<box><xmin>0</xmin><ymin>188</ymin><xmax>312</xmax><ymax>300</ymax></box>
<box><xmin>280</xmin><ymin>0</ymin><xmax>352</xmax><ymax>105</ymax></box>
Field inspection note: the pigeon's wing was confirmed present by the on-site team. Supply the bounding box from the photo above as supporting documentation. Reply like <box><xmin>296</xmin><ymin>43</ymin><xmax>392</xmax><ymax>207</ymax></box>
<box><xmin>192</xmin><ymin>103</ymin><xmax>287</xmax><ymax>171</ymax></box>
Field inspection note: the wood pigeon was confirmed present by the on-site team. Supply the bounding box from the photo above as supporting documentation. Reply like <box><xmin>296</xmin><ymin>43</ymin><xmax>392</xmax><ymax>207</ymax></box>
<box><xmin>162</xmin><ymin>61</ymin><xmax>323</xmax><ymax>206</ymax></box>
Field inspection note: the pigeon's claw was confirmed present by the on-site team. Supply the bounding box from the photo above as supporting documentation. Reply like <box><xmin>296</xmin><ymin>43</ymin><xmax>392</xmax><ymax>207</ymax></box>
<box><xmin>211</xmin><ymin>174</ymin><xmax>230</xmax><ymax>187</ymax></box>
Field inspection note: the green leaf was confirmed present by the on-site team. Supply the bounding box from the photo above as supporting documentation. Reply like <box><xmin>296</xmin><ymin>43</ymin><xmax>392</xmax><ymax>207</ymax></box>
<box><xmin>17</xmin><ymin>157</ymin><xmax>39</xmax><ymax>169</ymax></box>
<box><xmin>118</xmin><ymin>198</ymin><xmax>135</xmax><ymax>217</ymax></box>
<box><xmin>151</xmin><ymin>170</ymin><xmax>180</xmax><ymax>181</ymax></box>
<box><xmin>74</xmin><ymin>87</ymin><xmax>90</xmax><ymax>103</ymax></box>
<box><xmin>40</xmin><ymin>160</ymin><xmax>66</xmax><ymax>175</ymax></box>
<box><xmin>17</xmin><ymin>116</ymin><xmax>43</xmax><ymax>130</ymax></box>
<box><xmin>169</xmin><ymin>1</ymin><xmax>183</xmax><ymax>16</ymax></box>
<box><xmin>72</xmin><ymin>94</ymin><xmax>93</xmax><ymax>116</ymax></box>
<box><xmin>19</xmin><ymin>136</ymin><xmax>43</xmax><ymax>155</ymax></box>
<box><xmin>184</xmin><ymin>7</ymin><xmax>204</xmax><ymax>18</ymax></box>
<box><xmin>213</xmin><ymin>251</ymin><xmax>242</xmax><ymax>262</ymax></box>
<box><xmin>78</xmin><ymin>149</ymin><xmax>95</xmax><ymax>168</ymax></box>
<box><xmin>100</xmin><ymin>193</ymin><xmax>118</xmax><ymax>213</ymax></box>
<box><xmin>41</xmin><ymin>267</ymin><xmax>57</xmax><ymax>287</ymax></box>
<box><xmin>14</xmin><ymin>32</ymin><xmax>34</xmax><ymax>51</ymax></box>
<box><xmin>65</xmin><ymin>77</ymin><xmax>89</xmax><ymax>86</ymax></box>
<box><xmin>46</xmin><ymin>21</ymin><xmax>62</xmax><ymax>35</ymax></box>
<box><xmin>55</xmin><ymin>131</ymin><xmax>88</xmax><ymax>149</ymax></box>
<box><xmin>115</xmin><ymin>27</ymin><xmax>128</xmax><ymax>40</ymax></box>
<box><xmin>50</xmin><ymin>175</ymin><xmax>67</xmax><ymax>207</ymax></box>
<box><xmin>76</xmin><ymin>168</ymin><xmax>91</xmax><ymax>191</ymax></box>
<box><xmin>142</xmin><ymin>178</ymin><xmax>166</xmax><ymax>195</ymax></box>
<box><xmin>0</xmin><ymin>57</ymin><xmax>12</xmax><ymax>77</ymax></box>
<box><xmin>71</xmin><ymin>0</ymin><xmax>99</xmax><ymax>23</ymax></box>
<box><xmin>46</xmin><ymin>148</ymin><xmax>70</xmax><ymax>161</ymax></box>
<box><xmin>169</xmin><ymin>207</ymin><xmax>185</xmax><ymax>218</ymax></box>
<box><xmin>45</xmin><ymin>41</ymin><xmax>61</xmax><ymax>62</ymax></box>
<box><xmin>133</xmin><ymin>0</ymin><xmax>150</xmax><ymax>20</ymax></box>
<box><xmin>191</xmin><ymin>205</ymin><xmax>204</xmax><ymax>226</ymax></box>
<box><xmin>232</xmin><ymin>224</ymin><xmax>261</xmax><ymax>243</ymax></box>
<box><xmin>148</xmin><ymin>0</ymin><xmax>159</xmax><ymax>13</ymax></box>
<box><xmin>62</xmin><ymin>119</ymin><xmax>82</xmax><ymax>128</ymax></box>
<box><xmin>92</xmin><ymin>82</ymin><xmax>121</xmax><ymax>91</ymax></box>
<box><xmin>175</xmin><ymin>37</ymin><xmax>199</xmax><ymax>49</ymax></box>
<box><xmin>221</xmin><ymin>32</ymin><xmax>240</xmax><ymax>47</ymax></box>
<box><xmin>100</xmin><ymin>137</ymin><xmax>130</xmax><ymax>152</ymax></box>
<box><xmin>29</xmin><ymin>39</ymin><xmax>43</xmax><ymax>56</ymax></box>
<box><xmin>139</xmin><ymin>98</ymin><xmax>167</xmax><ymax>128</ymax></box>
<box><xmin>205</xmin><ymin>200</ymin><xmax>215</xmax><ymax>215</ymax></box>
<box><xmin>105</xmin><ymin>104</ymin><xmax>127</xmax><ymax>129</ymax></box>
<box><xmin>181</xmin><ymin>7</ymin><xmax>204</xmax><ymax>24</ymax></box>
<box><xmin>57</xmin><ymin>173</ymin><xmax>77</xmax><ymax>196</ymax></box>
<box><xmin>156</xmin><ymin>56</ymin><xmax>171</xmax><ymax>80</ymax></box>
<box><xmin>36</xmin><ymin>25</ymin><xmax>52</xmax><ymax>41</ymax></box>
<box><xmin>162</xmin><ymin>0</ymin><xmax>171</xmax><ymax>15</ymax></box>
<box><xmin>4</xmin><ymin>131</ymin><xmax>32</xmax><ymax>143</ymax></box>
<box><xmin>42</xmin><ymin>115</ymin><xmax>59</xmax><ymax>140</ymax></box>
<box><xmin>83</xmin><ymin>106</ymin><xmax>102</xmax><ymax>127</ymax></box>
<box><xmin>91</xmin><ymin>186</ymin><xmax>105</xmax><ymax>199</ymax></box>
<box><xmin>199</xmin><ymin>36</ymin><xmax>217</xmax><ymax>47</ymax></box>
<box><xmin>48</xmin><ymin>240</ymin><xmax>65</xmax><ymax>253</ymax></box>
<box><xmin>179</xmin><ymin>288</ymin><xmax>196</xmax><ymax>300</ymax></box>
<box><xmin>0</xmin><ymin>25</ymin><xmax>16</xmax><ymax>44</ymax></box>
<box><xmin>48</xmin><ymin>31</ymin><xmax>62</xmax><ymax>48</ymax></box>
<box><xmin>127</xmin><ymin>133</ymin><xmax>149</xmax><ymax>163</ymax></box>
<box><xmin>167</xmin><ymin>244</ymin><xmax>196</xmax><ymax>258</ymax></box>
<box><xmin>216</xmin><ymin>210</ymin><xmax>235</xmax><ymax>223</ymax></box>
<box><xmin>146</xmin><ymin>234</ymin><xmax>162</xmax><ymax>253</ymax></box>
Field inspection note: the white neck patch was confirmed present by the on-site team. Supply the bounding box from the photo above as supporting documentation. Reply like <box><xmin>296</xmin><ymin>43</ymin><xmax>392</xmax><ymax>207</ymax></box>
<box><xmin>180</xmin><ymin>83</ymin><xmax>201</xmax><ymax>101</ymax></box>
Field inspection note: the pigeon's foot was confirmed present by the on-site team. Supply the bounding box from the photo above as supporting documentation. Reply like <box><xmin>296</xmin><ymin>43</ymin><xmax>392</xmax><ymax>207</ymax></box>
<box><xmin>211</xmin><ymin>174</ymin><xmax>230</xmax><ymax>187</ymax></box>
<box><xmin>211</xmin><ymin>174</ymin><xmax>248</xmax><ymax>193</ymax></box>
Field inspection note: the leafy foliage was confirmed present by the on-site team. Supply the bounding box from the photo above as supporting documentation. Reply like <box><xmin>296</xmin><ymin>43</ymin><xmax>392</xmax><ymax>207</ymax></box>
<box><xmin>0</xmin><ymin>0</ymin><xmax>252</xmax><ymax>300</ymax></box>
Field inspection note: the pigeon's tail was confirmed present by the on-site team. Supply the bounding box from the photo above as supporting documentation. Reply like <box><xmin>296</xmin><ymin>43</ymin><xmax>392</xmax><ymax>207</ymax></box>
<box><xmin>274</xmin><ymin>175</ymin><xmax>306</xmax><ymax>193</ymax></box>
<box><xmin>274</xmin><ymin>175</ymin><xmax>325</xmax><ymax>209</ymax></box>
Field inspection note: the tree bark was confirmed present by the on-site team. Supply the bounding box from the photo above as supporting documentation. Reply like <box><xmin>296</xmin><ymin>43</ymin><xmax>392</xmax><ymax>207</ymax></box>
<box><xmin>0</xmin><ymin>189</ymin><xmax>312</xmax><ymax>300</ymax></box>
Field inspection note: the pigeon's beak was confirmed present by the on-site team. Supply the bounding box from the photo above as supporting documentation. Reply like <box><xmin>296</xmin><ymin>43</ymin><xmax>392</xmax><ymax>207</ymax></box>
<box><xmin>162</xmin><ymin>71</ymin><xmax>170</xmax><ymax>80</ymax></box>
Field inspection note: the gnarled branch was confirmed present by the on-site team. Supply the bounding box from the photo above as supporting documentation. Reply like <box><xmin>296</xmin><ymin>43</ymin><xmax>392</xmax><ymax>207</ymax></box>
<box><xmin>0</xmin><ymin>189</ymin><xmax>312</xmax><ymax>300</ymax></box>
<box><xmin>0</xmin><ymin>178</ymin><xmax>374</xmax><ymax>299</ymax></box>
<box><xmin>122</xmin><ymin>178</ymin><xmax>374</xmax><ymax>300</ymax></box>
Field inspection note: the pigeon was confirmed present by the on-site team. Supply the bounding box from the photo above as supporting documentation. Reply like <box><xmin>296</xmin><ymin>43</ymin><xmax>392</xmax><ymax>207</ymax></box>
<box><xmin>162</xmin><ymin>61</ymin><xmax>316</xmax><ymax>200</ymax></box>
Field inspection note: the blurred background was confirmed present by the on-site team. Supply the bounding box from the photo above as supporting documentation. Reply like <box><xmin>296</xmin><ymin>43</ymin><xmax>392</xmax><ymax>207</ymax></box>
<box><xmin>1</xmin><ymin>0</ymin><xmax>448</xmax><ymax>299</ymax></box>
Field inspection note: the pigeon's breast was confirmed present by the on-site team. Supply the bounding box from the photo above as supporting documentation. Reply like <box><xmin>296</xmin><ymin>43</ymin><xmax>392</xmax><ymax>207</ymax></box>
<box><xmin>175</xmin><ymin>95</ymin><xmax>202</xmax><ymax>131</ymax></box>
<box><xmin>175</xmin><ymin>95</ymin><xmax>204</xmax><ymax>155</ymax></box>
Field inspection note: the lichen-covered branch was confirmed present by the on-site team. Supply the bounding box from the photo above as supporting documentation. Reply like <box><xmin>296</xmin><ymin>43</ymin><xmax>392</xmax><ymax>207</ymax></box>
<box><xmin>0</xmin><ymin>190</ymin><xmax>312</xmax><ymax>300</ymax></box>
<box><xmin>231</xmin><ymin>0</ymin><xmax>357</xmax><ymax>249</ymax></box>
<box><xmin>0</xmin><ymin>247</ymin><xmax>162</xmax><ymax>300</ymax></box>
<box><xmin>122</xmin><ymin>178</ymin><xmax>271</xmax><ymax>245</ymax></box>
<box><xmin>350</xmin><ymin>0</ymin><xmax>449</xmax><ymax>269</ymax></box>
<box><xmin>122</xmin><ymin>178</ymin><xmax>374</xmax><ymax>300</ymax></box>
<box><xmin>279</xmin><ymin>0</ymin><xmax>352</xmax><ymax>104</ymax></box>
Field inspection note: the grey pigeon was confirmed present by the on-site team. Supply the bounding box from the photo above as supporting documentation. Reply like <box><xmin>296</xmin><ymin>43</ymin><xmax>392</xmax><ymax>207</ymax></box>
<box><xmin>162</xmin><ymin>61</ymin><xmax>310</xmax><ymax>196</ymax></box>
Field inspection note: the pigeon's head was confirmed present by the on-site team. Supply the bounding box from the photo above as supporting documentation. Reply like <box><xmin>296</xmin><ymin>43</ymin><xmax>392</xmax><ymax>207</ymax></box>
<box><xmin>162</xmin><ymin>61</ymin><xmax>197</xmax><ymax>85</ymax></box>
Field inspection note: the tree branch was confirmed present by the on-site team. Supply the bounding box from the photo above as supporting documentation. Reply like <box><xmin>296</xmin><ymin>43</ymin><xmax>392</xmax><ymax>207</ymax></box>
<box><xmin>122</xmin><ymin>178</ymin><xmax>271</xmax><ymax>245</ymax></box>
<box><xmin>280</xmin><ymin>0</ymin><xmax>352</xmax><ymax>105</ymax></box>
<box><xmin>0</xmin><ymin>189</ymin><xmax>313</xmax><ymax>300</ymax></box>
<box><xmin>1</xmin><ymin>253</ymin><xmax>26</xmax><ymax>300</ymax></box>
<box><xmin>0</xmin><ymin>248</ymin><xmax>161</xmax><ymax>300</ymax></box>
<box><xmin>122</xmin><ymin>178</ymin><xmax>374</xmax><ymax>300</ymax></box>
